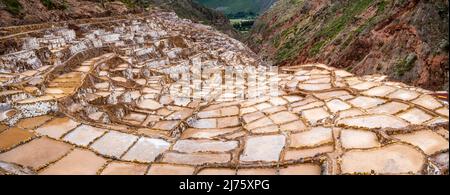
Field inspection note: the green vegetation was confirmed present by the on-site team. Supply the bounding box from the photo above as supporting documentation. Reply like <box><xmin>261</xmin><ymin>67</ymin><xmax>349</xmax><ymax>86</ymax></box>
<box><xmin>230</xmin><ymin>19</ymin><xmax>254</xmax><ymax>32</ymax></box>
<box><xmin>196</xmin><ymin>0</ymin><xmax>274</xmax><ymax>15</ymax></box>
<box><xmin>271</xmin><ymin>0</ymin><xmax>376</xmax><ymax>63</ymax></box>
<box><xmin>340</xmin><ymin>0</ymin><xmax>389</xmax><ymax>51</ymax></box>
<box><xmin>309</xmin><ymin>40</ymin><xmax>326</xmax><ymax>56</ymax></box>
<box><xmin>197</xmin><ymin>0</ymin><xmax>275</xmax><ymax>32</ymax></box>
<box><xmin>119</xmin><ymin>0</ymin><xmax>137</xmax><ymax>8</ymax></box>
<box><xmin>41</xmin><ymin>0</ymin><xmax>68</xmax><ymax>10</ymax></box>
<box><xmin>1</xmin><ymin>0</ymin><xmax>22</xmax><ymax>15</ymax></box>
<box><xmin>395</xmin><ymin>54</ymin><xmax>417</xmax><ymax>77</ymax></box>
<box><xmin>310</xmin><ymin>0</ymin><xmax>374</xmax><ymax>57</ymax></box>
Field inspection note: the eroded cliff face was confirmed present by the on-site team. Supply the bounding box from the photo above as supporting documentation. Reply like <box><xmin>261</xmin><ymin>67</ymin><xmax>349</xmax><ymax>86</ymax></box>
<box><xmin>248</xmin><ymin>0</ymin><xmax>449</xmax><ymax>91</ymax></box>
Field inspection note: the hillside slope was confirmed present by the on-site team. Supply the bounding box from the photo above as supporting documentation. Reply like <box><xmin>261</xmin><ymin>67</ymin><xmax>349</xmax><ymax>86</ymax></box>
<box><xmin>0</xmin><ymin>0</ymin><xmax>238</xmax><ymax>38</ymax></box>
<box><xmin>247</xmin><ymin>0</ymin><xmax>449</xmax><ymax>91</ymax></box>
<box><xmin>197</xmin><ymin>0</ymin><xmax>276</xmax><ymax>15</ymax></box>
<box><xmin>151</xmin><ymin>0</ymin><xmax>239</xmax><ymax>37</ymax></box>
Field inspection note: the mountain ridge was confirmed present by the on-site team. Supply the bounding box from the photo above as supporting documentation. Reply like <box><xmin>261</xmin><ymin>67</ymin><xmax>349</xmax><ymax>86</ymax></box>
<box><xmin>247</xmin><ymin>0</ymin><xmax>449</xmax><ymax>91</ymax></box>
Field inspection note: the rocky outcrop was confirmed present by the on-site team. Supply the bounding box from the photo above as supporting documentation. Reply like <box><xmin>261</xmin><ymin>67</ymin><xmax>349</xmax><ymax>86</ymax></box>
<box><xmin>247</xmin><ymin>0</ymin><xmax>449</xmax><ymax>91</ymax></box>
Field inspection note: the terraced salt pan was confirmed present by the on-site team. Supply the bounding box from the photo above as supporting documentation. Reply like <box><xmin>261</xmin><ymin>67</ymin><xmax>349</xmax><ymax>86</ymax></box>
<box><xmin>284</xmin><ymin>145</ymin><xmax>334</xmax><ymax>160</ymax></box>
<box><xmin>122</xmin><ymin>137</ymin><xmax>170</xmax><ymax>162</ymax></box>
<box><xmin>388</xmin><ymin>89</ymin><xmax>420</xmax><ymax>101</ymax></box>
<box><xmin>34</xmin><ymin>117</ymin><xmax>80</xmax><ymax>139</ymax></box>
<box><xmin>39</xmin><ymin>149</ymin><xmax>106</xmax><ymax>175</ymax></box>
<box><xmin>392</xmin><ymin>130</ymin><xmax>449</xmax><ymax>155</ymax></box>
<box><xmin>290</xmin><ymin>127</ymin><xmax>333</xmax><ymax>148</ymax></box>
<box><xmin>0</xmin><ymin>137</ymin><xmax>72</xmax><ymax>170</ymax></box>
<box><xmin>362</xmin><ymin>85</ymin><xmax>397</xmax><ymax>97</ymax></box>
<box><xmin>350</xmin><ymin>82</ymin><xmax>378</xmax><ymax>91</ymax></box>
<box><xmin>337</xmin><ymin>115</ymin><xmax>409</xmax><ymax>129</ymax></box>
<box><xmin>298</xmin><ymin>83</ymin><xmax>332</xmax><ymax>91</ymax></box>
<box><xmin>348</xmin><ymin>96</ymin><xmax>386</xmax><ymax>109</ymax></box>
<box><xmin>0</xmin><ymin>12</ymin><xmax>448</xmax><ymax>175</ymax></box>
<box><xmin>341</xmin><ymin>144</ymin><xmax>425</xmax><ymax>174</ymax></box>
<box><xmin>340</xmin><ymin>129</ymin><xmax>380</xmax><ymax>149</ymax></box>
<box><xmin>90</xmin><ymin>131</ymin><xmax>138</xmax><ymax>158</ymax></box>
<box><xmin>240</xmin><ymin>135</ymin><xmax>285</xmax><ymax>162</ymax></box>
<box><xmin>279</xmin><ymin>164</ymin><xmax>322</xmax><ymax>175</ymax></box>
<box><xmin>269</xmin><ymin>111</ymin><xmax>299</xmax><ymax>124</ymax></box>
<box><xmin>397</xmin><ymin>108</ymin><xmax>433</xmax><ymax>125</ymax></box>
<box><xmin>63</xmin><ymin>125</ymin><xmax>106</xmax><ymax>147</ymax></box>
<box><xmin>147</xmin><ymin>164</ymin><xmax>195</xmax><ymax>175</ymax></box>
<box><xmin>367</xmin><ymin>102</ymin><xmax>409</xmax><ymax>115</ymax></box>
<box><xmin>180</xmin><ymin>127</ymin><xmax>240</xmax><ymax>139</ymax></box>
<box><xmin>412</xmin><ymin>95</ymin><xmax>443</xmax><ymax>110</ymax></box>
<box><xmin>162</xmin><ymin>152</ymin><xmax>231</xmax><ymax>165</ymax></box>
<box><xmin>173</xmin><ymin>139</ymin><xmax>238</xmax><ymax>153</ymax></box>
<box><xmin>326</xmin><ymin>99</ymin><xmax>351</xmax><ymax>113</ymax></box>
<box><xmin>301</xmin><ymin>107</ymin><xmax>330</xmax><ymax>124</ymax></box>
<box><xmin>101</xmin><ymin>162</ymin><xmax>148</xmax><ymax>175</ymax></box>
